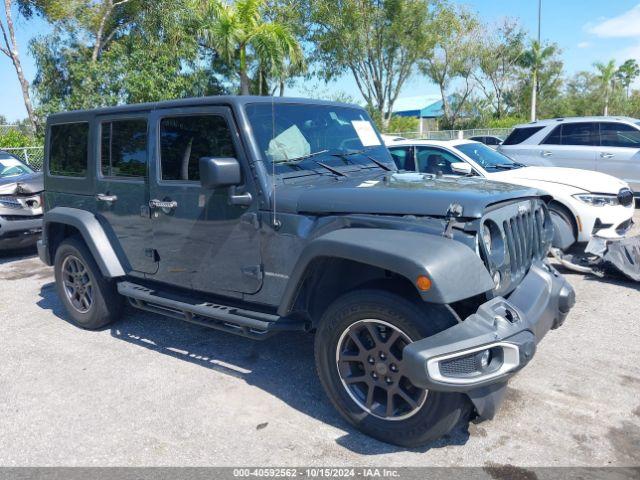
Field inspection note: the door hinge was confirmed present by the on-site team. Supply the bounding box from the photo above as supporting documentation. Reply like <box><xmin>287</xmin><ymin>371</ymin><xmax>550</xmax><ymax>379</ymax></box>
<box><xmin>241</xmin><ymin>265</ymin><xmax>263</xmax><ymax>280</ymax></box>
<box><xmin>145</xmin><ymin>248</ymin><xmax>159</xmax><ymax>261</ymax></box>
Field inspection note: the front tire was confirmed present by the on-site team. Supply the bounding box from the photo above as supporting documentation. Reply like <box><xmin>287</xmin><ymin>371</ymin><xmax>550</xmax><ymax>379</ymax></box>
<box><xmin>54</xmin><ymin>236</ymin><xmax>124</xmax><ymax>330</ymax></box>
<box><xmin>314</xmin><ymin>289</ymin><xmax>469</xmax><ymax>447</ymax></box>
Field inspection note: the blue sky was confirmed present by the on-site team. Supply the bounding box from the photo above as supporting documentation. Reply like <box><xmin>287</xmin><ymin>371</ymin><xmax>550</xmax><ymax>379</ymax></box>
<box><xmin>2</xmin><ymin>0</ymin><xmax>640</xmax><ymax>121</ymax></box>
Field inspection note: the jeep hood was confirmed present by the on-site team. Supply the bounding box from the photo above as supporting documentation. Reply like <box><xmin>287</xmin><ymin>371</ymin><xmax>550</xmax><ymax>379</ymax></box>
<box><xmin>490</xmin><ymin>166</ymin><xmax>628</xmax><ymax>194</ymax></box>
<box><xmin>0</xmin><ymin>171</ymin><xmax>44</xmax><ymax>195</ymax></box>
<box><xmin>275</xmin><ymin>173</ymin><xmax>542</xmax><ymax>218</ymax></box>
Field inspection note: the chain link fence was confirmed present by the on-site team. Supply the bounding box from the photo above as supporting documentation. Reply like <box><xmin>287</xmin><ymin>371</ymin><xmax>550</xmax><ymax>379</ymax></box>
<box><xmin>2</xmin><ymin>146</ymin><xmax>45</xmax><ymax>171</ymax></box>
<box><xmin>386</xmin><ymin>127</ymin><xmax>513</xmax><ymax>141</ymax></box>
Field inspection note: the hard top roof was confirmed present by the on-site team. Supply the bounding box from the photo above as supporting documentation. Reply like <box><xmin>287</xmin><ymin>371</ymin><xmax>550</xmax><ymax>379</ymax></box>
<box><xmin>47</xmin><ymin>95</ymin><xmax>363</xmax><ymax>123</ymax></box>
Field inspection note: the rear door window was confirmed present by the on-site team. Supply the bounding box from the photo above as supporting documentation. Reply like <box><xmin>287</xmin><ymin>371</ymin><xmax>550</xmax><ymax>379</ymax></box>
<box><xmin>101</xmin><ymin>119</ymin><xmax>148</xmax><ymax>178</ymax></box>
<box><xmin>49</xmin><ymin>122</ymin><xmax>89</xmax><ymax>177</ymax></box>
<box><xmin>501</xmin><ymin>127</ymin><xmax>544</xmax><ymax>145</ymax></box>
<box><xmin>542</xmin><ymin>123</ymin><xmax>597</xmax><ymax>146</ymax></box>
<box><xmin>598</xmin><ymin>122</ymin><xmax>640</xmax><ymax>148</ymax></box>
<box><xmin>159</xmin><ymin>115</ymin><xmax>236</xmax><ymax>181</ymax></box>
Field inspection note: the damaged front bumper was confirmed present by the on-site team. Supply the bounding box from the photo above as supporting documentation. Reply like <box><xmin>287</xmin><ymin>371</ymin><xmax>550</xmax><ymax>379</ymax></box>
<box><xmin>403</xmin><ymin>261</ymin><xmax>575</xmax><ymax>419</ymax></box>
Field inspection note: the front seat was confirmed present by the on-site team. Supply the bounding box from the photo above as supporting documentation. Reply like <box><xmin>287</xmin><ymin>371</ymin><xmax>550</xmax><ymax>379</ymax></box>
<box><xmin>423</xmin><ymin>154</ymin><xmax>451</xmax><ymax>175</ymax></box>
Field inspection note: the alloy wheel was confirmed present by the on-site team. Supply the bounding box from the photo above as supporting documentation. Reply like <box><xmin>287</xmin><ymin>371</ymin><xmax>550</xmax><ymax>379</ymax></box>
<box><xmin>61</xmin><ymin>255</ymin><xmax>94</xmax><ymax>313</ymax></box>
<box><xmin>335</xmin><ymin>319</ymin><xmax>428</xmax><ymax>421</ymax></box>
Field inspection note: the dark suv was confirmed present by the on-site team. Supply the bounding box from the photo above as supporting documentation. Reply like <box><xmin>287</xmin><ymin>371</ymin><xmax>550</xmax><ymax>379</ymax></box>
<box><xmin>38</xmin><ymin>96</ymin><xmax>575</xmax><ymax>447</ymax></box>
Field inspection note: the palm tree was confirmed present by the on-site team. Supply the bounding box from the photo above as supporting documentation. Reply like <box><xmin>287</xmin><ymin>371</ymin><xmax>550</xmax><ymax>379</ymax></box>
<box><xmin>594</xmin><ymin>60</ymin><xmax>617</xmax><ymax>116</ymax></box>
<box><xmin>520</xmin><ymin>40</ymin><xmax>557</xmax><ymax>121</ymax></box>
<box><xmin>194</xmin><ymin>0</ymin><xmax>304</xmax><ymax>95</ymax></box>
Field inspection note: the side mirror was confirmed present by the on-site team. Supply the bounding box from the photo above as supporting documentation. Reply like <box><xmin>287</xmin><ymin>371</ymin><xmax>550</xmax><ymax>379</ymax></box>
<box><xmin>199</xmin><ymin>157</ymin><xmax>242</xmax><ymax>189</ymax></box>
<box><xmin>451</xmin><ymin>162</ymin><xmax>473</xmax><ymax>175</ymax></box>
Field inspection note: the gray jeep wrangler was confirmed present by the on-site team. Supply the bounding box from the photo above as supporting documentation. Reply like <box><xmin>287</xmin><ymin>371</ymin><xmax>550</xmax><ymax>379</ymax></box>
<box><xmin>39</xmin><ymin>96</ymin><xmax>575</xmax><ymax>447</ymax></box>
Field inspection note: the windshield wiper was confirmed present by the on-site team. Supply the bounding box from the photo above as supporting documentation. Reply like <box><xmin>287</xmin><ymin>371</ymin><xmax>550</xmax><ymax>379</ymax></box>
<box><xmin>272</xmin><ymin>149</ymin><xmax>330</xmax><ymax>164</ymax></box>
<box><xmin>313</xmin><ymin>160</ymin><xmax>347</xmax><ymax>177</ymax></box>
<box><xmin>487</xmin><ymin>163</ymin><xmax>519</xmax><ymax>170</ymax></box>
<box><xmin>330</xmin><ymin>149</ymin><xmax>393</xmax><ymax>171</ymax></box>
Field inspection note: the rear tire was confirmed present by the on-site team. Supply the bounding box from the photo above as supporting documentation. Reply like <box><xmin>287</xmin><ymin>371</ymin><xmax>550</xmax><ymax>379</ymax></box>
<box><xmin>54</xmin><ymin>236</ymin><xmax>124</xmax><ymax>330</ymax></box>
<box><xmin>314</xmin><ymin>289</ymin><xmax>470</xmax><ymax>447</ymax></box>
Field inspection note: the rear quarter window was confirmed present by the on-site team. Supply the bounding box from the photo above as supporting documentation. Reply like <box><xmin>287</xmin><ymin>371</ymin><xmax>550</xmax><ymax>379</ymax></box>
<box><xmin>49</xmin><ymin>122</ymin><xmax>89</xmax><ymax>177</ymax></box>
<box><xmin>501</xmin><ymin>126</ymin><xmax>545</xmax><ymax>145</ymax></box>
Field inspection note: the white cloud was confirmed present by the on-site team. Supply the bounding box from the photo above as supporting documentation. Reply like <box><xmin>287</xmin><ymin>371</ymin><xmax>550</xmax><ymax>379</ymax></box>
<box><xmin>577</xmin><ymin>41</ymin><xmax>591</xmax><ymax>49</ymax></box>
<box><xmin>588</xmin><ymin>4</ymin><xmax>640</xmax><ymax>38</ymax></box>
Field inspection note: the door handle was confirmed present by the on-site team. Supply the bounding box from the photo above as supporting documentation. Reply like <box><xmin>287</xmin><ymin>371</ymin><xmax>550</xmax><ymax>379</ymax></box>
<box><xmin>600</xmin><ymin>152</ymin><xmax>615</xmax><ymax>158</ymax></box>
<box><xmin>96</xmin><ymin>193</ymin><xmax>118</xmax><ymax>203</ymax></box>
<box><xmin>541</xmin><ymin>151</ymin><xmax>553</xmax><ymax>157</ymax></box>
<box><xmin>149</xmin><ymin>199</ymin><xmax>178</xmax><ymax>210</ymax></box>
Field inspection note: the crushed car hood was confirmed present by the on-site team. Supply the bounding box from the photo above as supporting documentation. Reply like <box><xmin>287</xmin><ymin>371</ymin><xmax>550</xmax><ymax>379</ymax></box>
<box><xmin>275</xmin><ymin>172</ymin><xmax>542</xmax><ymax>218</ymax></box>
<box><xmin>490</xmin><ymin>166</ymin><xmax>629</xmax><ymax>194</ymax></box>
<box><xmin>0</xmin><ymin>172</ymin><xmax>44</xmax><ymax>195</ymax></box>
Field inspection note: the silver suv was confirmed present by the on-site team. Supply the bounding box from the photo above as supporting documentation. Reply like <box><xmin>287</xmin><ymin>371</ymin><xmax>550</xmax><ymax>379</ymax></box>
<box><xmin>498</xmin><ymin>116</ymin><xmax>640</xmax><ymax>193</ymax></box>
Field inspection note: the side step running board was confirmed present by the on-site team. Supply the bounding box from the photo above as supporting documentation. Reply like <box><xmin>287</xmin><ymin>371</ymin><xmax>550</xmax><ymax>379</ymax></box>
<box><xmin>117</xmin><ymin>281</ymin><xmax>304</xmax><ymax>339</ymax></box>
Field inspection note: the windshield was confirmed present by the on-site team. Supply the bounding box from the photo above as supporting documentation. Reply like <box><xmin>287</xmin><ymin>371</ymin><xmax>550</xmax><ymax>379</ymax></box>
<box><xmin>0</xmin><ymin>156</ymin><xmax>33</xmax><ymax>178</ymax></box>
<box><xmin>245</xmin><ymin>103</ymin><xmax>392</xmax><ymax>174</ymax></box>
<box><xmin>454</xmin><ymin>142</ymin><xmax>522</xmax><ymax>171</ymax></box>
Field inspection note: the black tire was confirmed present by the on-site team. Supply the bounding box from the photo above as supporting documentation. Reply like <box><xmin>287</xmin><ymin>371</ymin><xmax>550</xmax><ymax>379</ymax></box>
<box><xmin>54</xmin><ymin>236</ymin><xmax>124</xmax><ymax>330</ymax></box>
<box><xmin>549</xmin><ymin>203</ymin><xmax>577</xmax><ymax>250</ymax></box>
<box><xmin>314</xmin><ymin>289</ymin><xmax>470</xmax><ymax>447</ymax></box>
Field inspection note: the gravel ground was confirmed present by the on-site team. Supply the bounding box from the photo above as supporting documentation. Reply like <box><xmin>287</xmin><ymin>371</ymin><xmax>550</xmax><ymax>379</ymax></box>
<box><xmin>0</xmin><ymin>211</ymin><xmax>639</xmax><ymax>468</ymax></box>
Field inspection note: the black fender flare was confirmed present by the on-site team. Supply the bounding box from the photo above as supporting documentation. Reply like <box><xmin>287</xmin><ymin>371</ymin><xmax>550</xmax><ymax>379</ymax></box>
<box><xmin>41</xmin><ymin>206</ymin><xmax>126</xmax><ymax>278</ymax></box>
<box><xmin>277</xmin><ymin>228</ymin><xmax>494</xmax><ymax>316</ymax></box>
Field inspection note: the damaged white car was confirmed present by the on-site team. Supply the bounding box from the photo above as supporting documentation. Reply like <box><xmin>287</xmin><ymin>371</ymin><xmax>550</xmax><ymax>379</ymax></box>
<box><xmin>0</xmin><ymin>151</ymin><xmax>44</xmax><ymax>250</ymax></box>
<box><xmin>385</xmin><ymin>139</ymin><xmax>635</xmax><ymax>258</ymax></box>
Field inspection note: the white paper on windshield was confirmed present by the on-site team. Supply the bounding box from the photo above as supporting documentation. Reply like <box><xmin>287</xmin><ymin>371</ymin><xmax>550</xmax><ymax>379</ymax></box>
<box><xmin>351</xmin><ymin>120</ymin><xmax>381</xmax><ymax>147</ymax></box>
<box><xmin>266</xmin><ymin>125</ymin><xmax>310</xmax><ymax>162</ymax></box>
<box><xmin>0</xmin><ymin>158</ymin><xmax>23</xmax><ymax>175</ymax></box>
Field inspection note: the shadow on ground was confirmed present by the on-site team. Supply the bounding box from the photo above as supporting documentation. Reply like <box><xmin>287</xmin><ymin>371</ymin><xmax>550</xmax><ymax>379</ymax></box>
<box><xmin>36</xmin><ymin>281</ymin><xmax>470</xmax><ymax>454</ymax></box>
<box><xmin>0</xmin><ymin>246</ymin><xmax>37</xmax><ymax>265</ymax></box>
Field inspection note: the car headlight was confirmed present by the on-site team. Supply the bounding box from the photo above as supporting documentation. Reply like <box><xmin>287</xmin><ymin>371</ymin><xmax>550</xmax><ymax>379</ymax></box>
<box><xmin>481</xmin><ymin>220</ymin><xmax>505</xmax><ymax>266</ymax></box>
<box><xmin>573</xmin><ymin>193</ymin><xmax>619</xmax><ymax>207</ymax></box>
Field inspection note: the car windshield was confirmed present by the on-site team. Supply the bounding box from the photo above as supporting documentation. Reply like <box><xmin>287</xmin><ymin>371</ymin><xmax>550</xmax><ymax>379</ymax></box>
<box><xmin>0</xmin><ymin>156</ymin><xmax>33</xmax><ymax>178</ymax></box>
<box><xmin>245</xmin><ymin>103</ymin><xmax>392</xmax><ymax>174</ymax></box>
<box><xmin>454</xmin><ymin>142</ymin><xmax>523</xmax><ymax>171</ymax></box>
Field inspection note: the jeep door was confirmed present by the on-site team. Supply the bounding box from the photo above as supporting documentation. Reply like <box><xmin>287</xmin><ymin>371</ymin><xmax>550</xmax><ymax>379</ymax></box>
<box><xmin>595</xmin><ymin>122</ymin><xmax>640</xmax><ymax>191</ymax></box>
<box><xmin>148</xmin><ymin>106</ymin><xmax>262</xmax><ymax>296</ymax></box>
<box><xmin>95</xmin><ymin>114</ymin><xmax>156</xmax><ymax>274</ymax></box>
<box><xmin>536</xmin><ymin>122</ymin><xmax>597</xmax><ymax>170</ymax></box>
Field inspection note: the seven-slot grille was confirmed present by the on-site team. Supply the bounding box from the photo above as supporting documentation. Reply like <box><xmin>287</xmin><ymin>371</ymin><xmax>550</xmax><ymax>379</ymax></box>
<box><xmin>502</xmin><ymin>205</ymin><xmax>546</xmax><ymax>276</ymax></box>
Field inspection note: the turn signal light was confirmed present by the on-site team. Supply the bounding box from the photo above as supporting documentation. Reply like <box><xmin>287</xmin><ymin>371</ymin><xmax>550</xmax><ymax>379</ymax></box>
<box><xmin>416</xmin><ymin>275</ymin><xmax>432</xmax><ymax>291</ymax></box>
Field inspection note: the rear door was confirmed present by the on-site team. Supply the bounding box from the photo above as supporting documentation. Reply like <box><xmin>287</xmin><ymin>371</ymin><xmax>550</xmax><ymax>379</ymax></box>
<box><xmin>148</xmin><ymin>106</ymin><xmax>262</xmax><ymax>296</ymax></box>
<box><xmin>537</xmin><ymin>122</ymin><xmax>597</xmax><ymax>170</ymax></box>
<box><xmin>95</xmin><ymin>114</ymin><xmax>156</xmax><ymax>274</ymax></box>
<box><xmin>596</xmin><ymin>122</ymin><xmax>640</xmax><ymax>191</ymax></box>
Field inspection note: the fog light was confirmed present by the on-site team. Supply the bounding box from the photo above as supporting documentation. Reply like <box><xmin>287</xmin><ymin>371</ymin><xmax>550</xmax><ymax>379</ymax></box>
<box><xmin>480</xmin><ymin>349</ymin><xmax>491</xmax><ymax>369</ymax></box>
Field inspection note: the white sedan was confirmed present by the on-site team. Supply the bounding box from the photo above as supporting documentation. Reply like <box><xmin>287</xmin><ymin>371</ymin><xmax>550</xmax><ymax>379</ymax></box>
<box><xmin>385</xmin><ymin>138</ymin><xmax>635</xmax><ymax>251</ymax></box>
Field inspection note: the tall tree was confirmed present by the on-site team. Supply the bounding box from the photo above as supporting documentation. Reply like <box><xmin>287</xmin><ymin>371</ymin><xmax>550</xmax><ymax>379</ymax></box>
<box><xmin>594</xmin><ymin>59</ymin><xmax>617</xmax><ymax>116</ymax></box>
<box><xmin>1</xmin><ymin>0</ymin><xmax>38</xmax><ymax>131</ymax></box>
<box><xmin>616</xmin><ymin>59</ymin><xmax>640</xmax><ymax>100</ymax></box>
<box><xmin>311</xmin><ymin>0</ymin><xmax>436</xmax><ymax>128</ymax></box>
<box><xmin>191</xmin><ymin>0</ymin><xmax>304</xmax><ymax>96</ymax></box>
<box><xmin>475</xmin><ymin>19</ymin><xmax>525</xmax><ymax>118</ymax></box>
<box><xmin>520</xmin><ymin>40</ymin><xmax>557</xmax><ymax>121</ymax></box>
<box><xmin>419</xmin><ymin>3</ymin><xmax>480</xmax><ymax>128</ymax></box>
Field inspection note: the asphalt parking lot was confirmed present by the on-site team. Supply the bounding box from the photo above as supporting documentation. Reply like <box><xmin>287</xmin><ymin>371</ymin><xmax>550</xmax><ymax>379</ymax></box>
<box><xmin>1</xmin><ymin>211</ymin><xmax>639</xmax><ymax>468</ymax></box>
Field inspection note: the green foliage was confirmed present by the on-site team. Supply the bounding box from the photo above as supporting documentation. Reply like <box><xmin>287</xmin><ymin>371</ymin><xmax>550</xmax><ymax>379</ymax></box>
<box><xmin>367</xmin><ymin>109</ymin><xmax>419</xmax><ymax>133</ymax></box>
<box><xmin>191</xmin><ymin>0</ymin><xmax>304</xmax><ymax>95</ymax></box>
<box><xmin>311</xmin><ymin>0</ymin><xmax>436</xmax><ymax>126</ymax></box>
<box><xmin>0</xmin><ymin>129</ymin><xmax>36</xmax><ymax>148</ymax></box>
<box><xmin>30</xmin><ymin>0</ymin><xmax>227</xmax><ymax>116</ymax></box>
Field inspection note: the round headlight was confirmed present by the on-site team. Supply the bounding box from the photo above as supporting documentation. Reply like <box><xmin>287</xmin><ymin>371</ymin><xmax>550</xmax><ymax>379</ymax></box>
<box><xmin>483</xmin><ymin>224</ymin><xmax>492</xmax><ymax>251</ymax></box>
<box><xmin>482</xmin><ymin>221</ymin><xmax>506</xmax><ymax>266</ymax></box>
